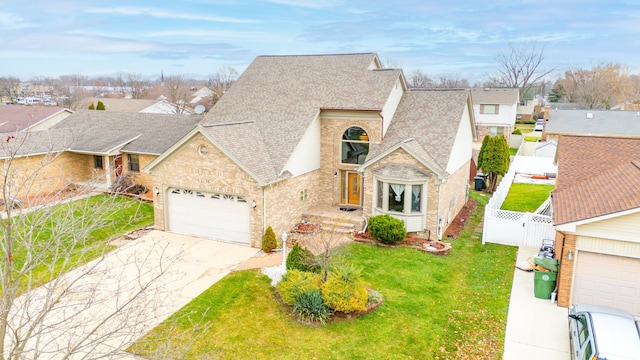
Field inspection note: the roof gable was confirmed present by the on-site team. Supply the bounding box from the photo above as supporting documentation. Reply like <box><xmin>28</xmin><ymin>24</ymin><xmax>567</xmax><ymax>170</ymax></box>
<box><xmin>201</xmin><ymin>53</ymin><xmax>402</xmax><ymax>180</ymax></box>
<box><xmin>363</xmin><ymin>89</ymin><xmax>471</xmax><ymax>175</ymax></box>
<box><xmin>0</xmin><ymin>106</ymin><xmax>72</xmax><ymax>132</ymax></box>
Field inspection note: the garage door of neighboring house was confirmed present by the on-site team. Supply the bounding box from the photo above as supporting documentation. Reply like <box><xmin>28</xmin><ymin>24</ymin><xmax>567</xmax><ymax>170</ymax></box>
<box><xmin>573</xmin><ymin>251</ymin><xmax>640</xmax><ymax>316</ymax></box>
<box><xmin>167</xmin><ymin>188</ymin><xmax>251</xmax><ymax>244</ymax></box>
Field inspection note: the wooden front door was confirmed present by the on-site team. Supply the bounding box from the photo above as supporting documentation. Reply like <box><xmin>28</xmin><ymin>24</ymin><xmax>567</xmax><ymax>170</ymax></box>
<box><xmin>346</xmin><ymin>172</ymin><xmax>361</xmax><ymax>205</ymax></box>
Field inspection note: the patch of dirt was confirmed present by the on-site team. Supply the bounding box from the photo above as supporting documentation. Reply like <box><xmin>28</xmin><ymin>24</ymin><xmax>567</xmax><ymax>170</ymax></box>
<box><xmin>442</xmin><ymin>197</ymin><xmax>478</xmax><ymax>239</ymax></box>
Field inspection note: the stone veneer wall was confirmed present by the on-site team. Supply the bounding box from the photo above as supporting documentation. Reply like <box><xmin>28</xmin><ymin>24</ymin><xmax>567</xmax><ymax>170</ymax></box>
<box><xmin>557</xmin><ymin>232</ymin><xmax>576</xmax><ymax>307</ymax></box>
<box><xmin>361</xmin><ymin>148</ymin><xmax>440</xmax><ymax>238</ymax></box>
<box><xmin>476</xmin><ymin>126</ymin><xmax>513</xmax><ymax>143</ymax></box>
<box><xmin>125</xmin><ymin>153</ymin><xmax>157</xmax><ymax>192</ymax></box>
<box><xmin>150</xmin><ymin>133</ymin><xmax>264</xmax><ymax>247</ymax></box>
<box><xmin>1</xmin><ymin>152</ymin><xmax>93</xmax><ymax>199</ymax></box>
<box><xmin>361</xmin><ymin>150</ymin><xmax>471</xmax><ymax>240</ymax></box>
<box><xmin>150</xmin><ymin>133</ymin><xmax>323</xmax><ymax>248</ymax></box>
<box><xmin>319</xmin><ymin>116</ymin><xmax>382</xmax><ymax>206</ymax></box>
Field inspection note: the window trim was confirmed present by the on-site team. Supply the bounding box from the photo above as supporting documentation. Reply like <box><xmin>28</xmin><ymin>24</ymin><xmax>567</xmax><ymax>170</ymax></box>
<box><xmin>374</xmin><ymin>177</ymin><xmax>426</xmax><ymax>215</ymax></box>
<box><xmin>128</xmin><ymin>154</ymin><xmax>140</xmax><ymax>172</ymax></box>
<box><xmin>480</xmin><ymin>104</ymin><xmax>499</xmax><ymax>114</ymax></box>
<box><xmin>93</xmin><ymin>155</ymin><xmax>103</xmax><ymax>169</ymax></box>
<box><xmin>340</xmin><ymin>126</ymin><xmax>369</xmax><ymax>165</ymax></box>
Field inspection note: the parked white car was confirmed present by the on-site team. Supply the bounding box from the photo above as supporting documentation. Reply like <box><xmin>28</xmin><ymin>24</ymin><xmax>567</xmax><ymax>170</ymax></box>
<box><xmin>568</xmin><ymin>304</ymin><xmax>640</xmax><ymax>360</ymax></box>
<box><xmin>534</xmin><ymin>119</ymin><xmax>545</xmax><ymax>131</ymax></box>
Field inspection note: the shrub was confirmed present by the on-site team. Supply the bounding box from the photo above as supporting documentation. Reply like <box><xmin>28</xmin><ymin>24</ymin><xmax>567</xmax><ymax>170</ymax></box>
<box><xmin>96</xmin><ymin>100</ymin><xmax>106</xmax><ymax>110</ymax></box>
<box><xmin>261</xmin><ymin>226</ymin><xmax>277</xmax><ymax>253</ymax></box>
<box><xmin>321</xmin><ymin>264</ymin><xmax>367</xmax><ymax>313</ymax></box>
<box><xmin>512</xmin><ymin>129</ymin><xmax>522</xmax><ymax>135</ymax></box>
<box><xmin>88</xmin><ymin>103</ymin><xmax>95</xmax><ymax>110</ymax></box>
<box><xmin>287</xmin><ymin>243</ymin><xmax>320</xmax><ymax>273</ymax></box>
<box><xmin>367</xmin><ymin>289</ymin><xmax>382</xmax><ymax>304</ymax></box>
<box><xmin>292</xmin><ymin>290</ymin><xmax>332</xmax><ymax>325</ymax></box>
<box><xmin>276</xmin><ymin>270</ymin><xmax>322</xmax><ymax>306</ymax></box>
<box><xmin>368</xmin><ymin>214</ymin><xmax>406</xmax><ymax>244</ymax></box>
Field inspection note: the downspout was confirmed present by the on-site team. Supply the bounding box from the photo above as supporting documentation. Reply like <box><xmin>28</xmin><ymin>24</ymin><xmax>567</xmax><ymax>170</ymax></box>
<box><xmin>262</xmin><ymin>186</ymin><xmax>267</xmax><ymax>234</ymax></box>
<box><xmin>436</xmin><ymin>178</ymin><xmax>442</xmax><ymax>240</ymax></box>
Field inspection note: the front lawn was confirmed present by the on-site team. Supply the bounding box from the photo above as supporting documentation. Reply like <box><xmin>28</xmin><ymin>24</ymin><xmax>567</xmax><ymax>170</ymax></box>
<box><xmin>131</xmin><ymin>192</ymin><xmax>517</xmax><ymax>359</ymax></box>
<box><xmin>501</xmin><ymin>183</ymin><xmax>554</xmax><ymax>212</ymax></box>
<box><xmin>7</xmin><ymin>194</ymin><xmax>154</xmax><ymax>292</ymax></box>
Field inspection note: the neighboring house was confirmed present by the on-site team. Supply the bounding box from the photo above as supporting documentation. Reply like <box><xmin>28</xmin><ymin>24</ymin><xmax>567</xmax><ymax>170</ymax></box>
<box><xmin>145</xmin><ymin>53</ymin><xmax>475</xmax><ymax>247</ymax></box>
<box><xmin>516</xmin><ymin>88</ymin><xmax>540</xmax><ymax>120</ymax></box>
<box><xmin>470</xmin><ymin>88</ymin><xmax>519</xmax><ymax>142</ymax></box>
<box><xmin>0</xmin><ymin>112</ymin><xmax>201</xmax><ymax>200</ymax></box>
<box><xmin>140</xmin><ymin>99</ymin><xmax>194</xmax><ymax>115</ymax></box>
<box><xmin>78</xmin><ymin>98</ymin><xmax>158</xmax><ymax>112</ymax></box>
<box><xmin>552</xmin><ymin>135</ymin><xmax>640</xmax><ymax>317</ymax></box>
<box><xmin>519</xmin><ymin>140</ymin><xmax>557</xmax><ymax>159</ymax></box>
<box><xmin>543</xmin><ymin>109</ymin><xmax>640</xmax><ymax>142</ymax></box>
<box><xmin>0</xmin><ymin>105</ymin><xmax>73</xmax><ymax>132</ymax></box>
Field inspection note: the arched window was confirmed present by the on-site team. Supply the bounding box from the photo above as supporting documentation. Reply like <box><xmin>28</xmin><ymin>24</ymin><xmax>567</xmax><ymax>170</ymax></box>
<box><xmin>341</xmin><ymin>127</ymin><xmax>369</xmax><ymax>164</ymax></box>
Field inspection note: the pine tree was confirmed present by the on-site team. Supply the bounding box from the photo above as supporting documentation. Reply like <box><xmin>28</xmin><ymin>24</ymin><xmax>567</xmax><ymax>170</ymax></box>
<box><xmin>96</xmin><ymin>100</ymin><xmax>106</xmax><ymax>110</ymax></box>
<box><xmin>477</xmin><ymin>135</ymin><xmax>510</xmax><ymax>192</ymax></box>
<box><xmin>88</xmin><ymin>103</ymin><xmax>95</xmax><ymax>110</ymax></box>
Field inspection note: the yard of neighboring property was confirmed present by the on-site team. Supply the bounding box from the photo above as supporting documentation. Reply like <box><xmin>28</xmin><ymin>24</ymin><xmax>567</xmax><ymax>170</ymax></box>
<box><xmin>501</xmin><ymin>183</ymin><xmax>554</xmax><ymax>212</ymax></box>
<box><xmin>7</xmin><ymin>194</ymin><xmax>155</xmax><ymax>292</ymax></box>
<box><xmin>130</xmin><ymin>192</ymin><xmax>518</xmax><ymax>360</ymax></box>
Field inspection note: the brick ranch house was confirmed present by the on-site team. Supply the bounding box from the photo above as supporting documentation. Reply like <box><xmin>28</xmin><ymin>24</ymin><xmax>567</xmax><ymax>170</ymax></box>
<box><xmin>145</xmin><ymin>53</ymin><xmax>476</xmax><ymax>248</ymax></box>
<box><xmin>552</xmin><ymin>135</ymin><xmax>640</xmax><ymax>317</ymax></box>
<box><xmin>0</xmin><ymin>112</ymin><xmax>200</xmax><ymax>201</ymax></box>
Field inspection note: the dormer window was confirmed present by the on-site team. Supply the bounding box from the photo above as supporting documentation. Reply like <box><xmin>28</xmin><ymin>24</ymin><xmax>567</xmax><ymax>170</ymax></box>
<box><xmin>341</xmin><ymin>127</ymin><xmax>369</xmax><ymax>165</ymax></box>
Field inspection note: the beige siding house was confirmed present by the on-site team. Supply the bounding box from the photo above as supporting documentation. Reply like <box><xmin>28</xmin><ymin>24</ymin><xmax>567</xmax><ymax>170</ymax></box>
<box><xmin>553</xmin><ymin>135</ymin><xmax>640</xmax><ymax>317</ymax></box>
<box><xmin>146</xmin><ymin>53</ymin><xmax>476</xmax><ymax>247</ymax></box>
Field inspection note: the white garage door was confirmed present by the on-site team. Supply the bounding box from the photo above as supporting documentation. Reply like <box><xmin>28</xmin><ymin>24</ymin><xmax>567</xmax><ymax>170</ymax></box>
<box><xmin>167</xmin><ymin>188</ymin><xmax>251</xmax><ymax>244</ymax></box>
<box><xmin>573</xmin><ymin>251</ymin><xmax>640</xmax><ymax>316</ymax></box>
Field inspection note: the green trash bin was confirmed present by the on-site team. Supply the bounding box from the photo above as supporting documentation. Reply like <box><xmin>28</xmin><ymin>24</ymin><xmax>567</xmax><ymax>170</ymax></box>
<box><xmin>534</xmin><ymin>270</ymin><xmax>557</xmax><ymax>299</ymax></box>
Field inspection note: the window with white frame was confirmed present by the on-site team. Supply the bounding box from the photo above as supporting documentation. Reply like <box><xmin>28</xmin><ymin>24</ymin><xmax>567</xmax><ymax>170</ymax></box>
<box><xmin>480</xmin><ymin>104</ymin><xmax>499</xmax><ymax>114</ymax></box>
<box><xmin>376</xmin><ymin>180</ymin><xmax>424</xmax><ymax>214</ymax></box>
<box><xmin>489</xmin><ymin>126</ymin><xmax>504</xmax><ymax>137</ymax></box>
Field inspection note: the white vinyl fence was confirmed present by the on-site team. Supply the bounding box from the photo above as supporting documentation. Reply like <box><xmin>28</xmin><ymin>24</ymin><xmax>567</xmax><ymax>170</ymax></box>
<box><xmin>482</xmin><ymin>156</ymin><xmax>555</xmax><ymax>248</ymax></box>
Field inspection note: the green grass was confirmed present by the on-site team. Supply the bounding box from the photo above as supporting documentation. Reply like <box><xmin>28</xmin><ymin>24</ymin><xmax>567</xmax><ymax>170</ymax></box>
<box><xmin>500</xmin><ymin>183</ymin><xmax>554</xmax><ymax>212</ymax></box>
<box><xmin>5</xmin><ymin>194</ymin><xmax>154</xmax><ymax>292</ymax></box>
<box><xmin>509</xmin><ymin>147</ymin><xmax>518</xmax><ymax>156</ymax></box>
<box><xmin>131</xmin><ymin>192</ymin><xmax>517</xmax><ymax>359</ymax></box>
<box><xmin>515</xmin><ymin>123</ymin><xmax>534</xmax><ymax>132</ymax></box>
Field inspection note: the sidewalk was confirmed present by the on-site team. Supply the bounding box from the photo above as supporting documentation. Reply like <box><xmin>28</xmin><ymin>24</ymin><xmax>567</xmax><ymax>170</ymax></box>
<box><xmin>503</xmin><ymin>247</ymin><xmax>570</xmax><ymax>359</ymax></box>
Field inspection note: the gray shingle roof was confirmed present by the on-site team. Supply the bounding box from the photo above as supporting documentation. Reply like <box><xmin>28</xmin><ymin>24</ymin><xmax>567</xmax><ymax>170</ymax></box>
<box><xmin>367</xmin><ymin>89</ymin><xmax>471</xmax><ymax>175</ymax></box>
<box><xmin>0</xmin><ymin>129</ymin><xmax>74</xmax><ymax>159</ymax></box>
<box><xmin>546</xmin><ymin>109</ymin><xmax>640</xmax><ymax>137</ymax></box>
<box><xmin>470</xmin><ymin>88</ymin><xmax>519</xmax><ymax>104</ymax></box>
<box><xmin>201</xmin><ymin>53</ymin><xmax>402</xmax><ymax>182</ymax></box>
<box><xmin>77</xmin><ymin>98</ymin><xmax>159</xmax><ymax>112</ymax></box>
<box><xmin>52</xmin><ymin>111</ymin><xmax>201</xmax><ymax>154</ymax></box>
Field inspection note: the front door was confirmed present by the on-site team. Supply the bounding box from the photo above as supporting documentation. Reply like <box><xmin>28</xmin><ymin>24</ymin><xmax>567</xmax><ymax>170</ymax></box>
<box><xmin>114</xmin><ymin>155</ymin><xmax>123</xmax><ymax>177</ymax></box>
<box><xmin>346</xmin><ymin>172</ymin><xmax>361</xmax><ymax>205</ymax></box>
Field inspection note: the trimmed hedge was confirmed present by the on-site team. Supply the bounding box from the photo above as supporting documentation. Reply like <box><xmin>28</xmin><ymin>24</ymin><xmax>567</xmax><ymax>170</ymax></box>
<box><xmin>368</xmin><ymin>214</ymin><xmax>406</xmax><ymax>244</ymax></box>
<box><xmin>262</xmin><ymin>226</ymin><xmax>277</xmax><ymax>253</ymax></box>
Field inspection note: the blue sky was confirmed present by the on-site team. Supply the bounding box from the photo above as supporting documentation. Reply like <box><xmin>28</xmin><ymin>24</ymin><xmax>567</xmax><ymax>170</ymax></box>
<box><xmin>1</xmin><ymin>0</ymin><xmax>639</xmax><ymax>83</ymax></box>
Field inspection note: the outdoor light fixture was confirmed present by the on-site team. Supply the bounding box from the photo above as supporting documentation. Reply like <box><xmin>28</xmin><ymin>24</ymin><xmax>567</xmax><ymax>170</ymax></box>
<box><xmin>566</xmin><ymin>250</ymin><xmax>573</xmax><ymax>261</ymax></box>
<box><xmin>252</xmin><ymin>200</ymin><xmax>257</xmax><ymax>209</ymax></box>
<box><xmin>334</xmin><ymin>171</ymin><xmax>338</xmax><ymax>177</ymax></box>
<box><xmin>154</xmin><ymin>187</ymin><xmax>160</xmax><ymax>195</ymax></box>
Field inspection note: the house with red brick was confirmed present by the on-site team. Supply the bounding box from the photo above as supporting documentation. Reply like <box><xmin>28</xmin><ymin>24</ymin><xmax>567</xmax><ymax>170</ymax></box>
<box><xmin>552</xmin><ymin>135</ymin><xmax>640</xmax><ymax>317</ymax></box>
<box><xmin>145</xmin><ymin>53</ymin><xmax>476</xmax><ymax>247</ymax></box>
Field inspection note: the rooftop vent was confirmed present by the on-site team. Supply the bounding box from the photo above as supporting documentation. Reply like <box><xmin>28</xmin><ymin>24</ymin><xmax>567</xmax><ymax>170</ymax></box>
<box><xmin>586</xmin><ymin>112</ymin><xmax>593</xmax><ymax>119</ymax></box>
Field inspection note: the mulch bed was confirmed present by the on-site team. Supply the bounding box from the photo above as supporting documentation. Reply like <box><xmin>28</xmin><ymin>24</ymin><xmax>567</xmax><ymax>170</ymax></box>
<box><xmin>442</xmin><ymin>197</ymin><xmax>478</xmax><ymax>239</ymax></box>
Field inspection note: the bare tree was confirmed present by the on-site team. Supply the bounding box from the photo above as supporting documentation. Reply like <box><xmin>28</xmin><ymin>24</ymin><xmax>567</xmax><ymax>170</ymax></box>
<box><xmin>207</xmin><ymin>66</ymin><xmax>238</xmax><ymax>105</ymax></box>
<box><xmin>434</xmin><ymin>76</ymin><xmax>470</xmax><ymax>89</ymax></box>
<box><xmin>56</xmin><ymin>74</ymin><xmax>89</xmax><ymax>111</ymax></box>
<box><xmin>488</xmin><ymin>43</ymin><xmax>555</xmax><ymax>99</ymax></box>
<box><xmin>126</xmin><ymin>73</ymin><xmax>148</xmax><ymax>99</ymax></box>
<box><xmin>405</xmin><ymin>69</ymin><xmax>433</xmax><ymax>89</ymax></box>
<box><xmin>292</xmin><ymin>221</ymin><xmax>351</xmax><ymax>282</ymax></box>
<box><xmin>0</xmin><ymin>77</ymin><xmax>21</xmax><ymax>102</ymax></box>
<box><xmin>0</xmin><ymin>129</ymin><xmax>188</xmax><ymax>359</ymax></box>
<box><xmin>163</xmin><ymin>75</ymin><xmax>191</xmax><ymax>114</ymax></box>
<box><xmin>557</xmin><ymin>63</ymin><xmax>630</xmax><ymax>109</ymax></box>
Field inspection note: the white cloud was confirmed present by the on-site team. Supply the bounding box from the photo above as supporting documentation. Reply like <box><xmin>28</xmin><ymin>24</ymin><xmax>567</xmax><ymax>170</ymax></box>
<box><xmin>0</xmin><ymin>12</ymin><xmax>35</xmax><ymax>30</ymax></box>
<box><xmin>84</xmin><ymin>6</ymin><xmax>260</xmax><ymax>24</ymax></box>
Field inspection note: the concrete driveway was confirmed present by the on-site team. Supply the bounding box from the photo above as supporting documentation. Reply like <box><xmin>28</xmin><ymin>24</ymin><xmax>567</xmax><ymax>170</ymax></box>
<box><xmin>503</xmin><ymin>247</ymin><xmax>571</xmax><ymax>359</ymax></box>
<box><xmin>12</xmin><ymin>231</ymin><xmax>259</xmax><ymax>359</ymax></box>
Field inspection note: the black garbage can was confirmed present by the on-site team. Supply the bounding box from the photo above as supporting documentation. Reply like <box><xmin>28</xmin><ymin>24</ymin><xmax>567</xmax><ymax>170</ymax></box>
<box><xmin>473</xmin><ymin>175</ymin><xmax>486</xmax><ymax>191</ymax></box>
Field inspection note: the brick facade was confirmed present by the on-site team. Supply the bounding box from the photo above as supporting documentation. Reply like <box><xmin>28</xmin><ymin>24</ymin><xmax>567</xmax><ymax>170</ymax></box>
<box><xmin>319</xmin><ymin>114</ymin><xmax>383</xmax><ymax>206</ymax></box>
<box><xmin>556</xmin><ymin>232</ymin><xmax>576</xmax><ymax>307</ymax></box>
<box><xmin>476</xmin><ymin>125</ymin><xmax>513</xmax><ymax>143</ymax></box>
